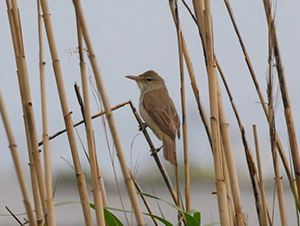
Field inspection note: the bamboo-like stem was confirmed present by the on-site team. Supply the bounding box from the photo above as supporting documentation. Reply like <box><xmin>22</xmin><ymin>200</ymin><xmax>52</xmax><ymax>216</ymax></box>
<box><xmin>200</xmin><ymin>1</ymin><xmax>231</xmax><ymax>224</ymax></box>
<box><xmin>38</xmin><ymin>100</ymin><xmax>130</xmax><ymax>146</ymax></box>
<box><xmin>172</xmin><ymin>0</ymin><xmax>190</xmax><ymax>212</ymax></box>
<box><xmin>39</xmin><ymin>0</ymin><xmax>93</xmax><ymax>224</ymax></box>
<box><xmin>6</xmin><ymin>0</ymin><xmax>49</xmax><ymax>224</ymax></box>
<box><xmin>169</xmin><ymin>0</ymin><xmax>212</xmax><ymax>151</ymax></box>
<box><xmin>129</xmin><ymin>171</ymin><xmax>159</xmax><ymax>226</ymax></box>
<box><xmin>262</xmin><ymin>0</ymin><xmax>300</xmax><ymax>207</ymax></box>
<box><xmin>76</xmin><ymin>14</ymin><xmax>105</xmax><ymax>226</ymax></box>
<box><xmin>72</xmin><ymin>1</ymin><xmax>145</xmax><ymax>225</ymax></box>
<box><xmin>6</xmin><ymin>2</ymin><xmax>43</xmax><ymax>223</ymax></box>
<box><xmin>253</xmin><ymin>125</ymin><xmax>272</xmax><ymax>226</ymax></box>
<box><xmin>0</xmin><ymin>90</ymin><xmax>37</xmax><ymax>226</ymax></box>
<box><xmin>217</xmin><ymin>59</ymin><xmax>266</xmax><ymax>225</ymax></box>
<box><xmin>267</xmin><ymin>32</ymin><xmax>287</xmax><ymax>225</ymax></box>
<box><xmin>223</xmin><ymin>0</ymin><xmax>297</xmax><ymax>201</ymax></box>
<box><xmin>217</xmin><ymin>80</ymin><xmax>245</xmax><ymax>225</ymax></box>
<box><xmin>37</xmin><ymin>0</ymin><xmax>55</xmax><ymax>224</ymax></box>
<box><xmin>221</xmin><ymin>148</ymin><xmax>235</xmax><ymax>226</ymax></box>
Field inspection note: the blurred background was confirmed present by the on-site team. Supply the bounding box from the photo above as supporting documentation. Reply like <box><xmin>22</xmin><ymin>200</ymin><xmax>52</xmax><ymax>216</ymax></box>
<box><xmin>0</xmin><ymin>0</ymin><xmax>300</xmax><ymax>225</ymax></box>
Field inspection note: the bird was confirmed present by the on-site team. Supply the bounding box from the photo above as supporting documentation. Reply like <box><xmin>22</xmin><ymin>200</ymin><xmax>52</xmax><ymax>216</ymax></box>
<box><xmin>126</xmin><ymin>70</ymin><xmax>180</xmax><ymax>165</ymax></box>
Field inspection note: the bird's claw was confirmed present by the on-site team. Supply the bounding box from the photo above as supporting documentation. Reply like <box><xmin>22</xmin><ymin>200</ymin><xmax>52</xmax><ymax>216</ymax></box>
<box><xmin>150</xmin><ymin>145</ymin><xmax>163</xmax><ymax>156</ymax></box>
<box><xmin>138</xmin><ymin>122</ymin><xmax>148</xmax><ymax>131</ymax></box>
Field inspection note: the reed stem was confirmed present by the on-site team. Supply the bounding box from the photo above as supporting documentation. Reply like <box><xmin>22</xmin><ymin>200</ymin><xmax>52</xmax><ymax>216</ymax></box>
<box><xmin>0</xmin><ymin>90</ymin><xmax>37</xmax><ymax>226</ymax></box>
<box><xmin>75</xmin><ymin>13</ymin><xmax>106</xmax><ymax>226</ymax></box>
<box><xmin>73</xmin><ymin>1</ymin><xmax>145</xmax><ymax>224</ymax></box>
<box><xmin>40</xmin><ymin>0</ymin><xmax>93</xmax><ymax>224</ymax></box>
<box><xmin>37</xmin><ymin>0</ymin><xmax>55</xmax><ymax>224</ymax></box>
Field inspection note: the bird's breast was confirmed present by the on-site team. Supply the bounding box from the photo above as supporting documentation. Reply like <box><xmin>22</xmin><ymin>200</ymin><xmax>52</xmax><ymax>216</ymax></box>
<box><xmin>139</xmin><ymin>95</ymin><xmax>163</xmax><ymax>140</ymax></box>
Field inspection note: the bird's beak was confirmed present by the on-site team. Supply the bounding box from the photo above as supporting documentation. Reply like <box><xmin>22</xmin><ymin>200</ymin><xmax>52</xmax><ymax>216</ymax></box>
<box><xmin>126</xmin><ymin>75</ymin><xmax>139</xmax><ymax>81</ymax></box>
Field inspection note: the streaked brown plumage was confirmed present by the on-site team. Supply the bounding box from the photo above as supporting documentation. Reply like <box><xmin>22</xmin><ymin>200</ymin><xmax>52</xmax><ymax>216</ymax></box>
<box><xmin>126</xmin><ymin>70</ymin><xmax>180</xmax><ymax>165</ymax></box>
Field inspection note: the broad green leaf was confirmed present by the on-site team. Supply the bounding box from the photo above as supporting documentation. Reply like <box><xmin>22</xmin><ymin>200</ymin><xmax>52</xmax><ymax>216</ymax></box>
<box><xmin>183</xmin><ymin>212</ymin><xmax>199</xmax><ymax>226</ymax></box>
<box><xmin>103</xmin><ymin>208</ymin><xmax>124</xmax><ymax>226</ymax></box>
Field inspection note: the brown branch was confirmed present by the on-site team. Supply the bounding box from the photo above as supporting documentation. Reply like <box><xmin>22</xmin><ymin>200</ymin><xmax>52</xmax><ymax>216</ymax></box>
<box><xmin>38</xmin><ymin>100</ymin><xmax>130</xmax><ymax>146</ymax></box>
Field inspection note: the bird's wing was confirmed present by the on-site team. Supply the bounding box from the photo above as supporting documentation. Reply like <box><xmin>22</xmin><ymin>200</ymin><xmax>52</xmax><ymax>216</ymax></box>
<box><xmin>143</xmin><ymin>88</ymin><xmax>180</xmax><ymax>140</ymax></box>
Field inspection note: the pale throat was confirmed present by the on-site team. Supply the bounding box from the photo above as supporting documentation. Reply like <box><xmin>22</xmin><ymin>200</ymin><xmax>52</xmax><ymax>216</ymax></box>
<box><xmin>137</xmin><ymin>81</ymin><xmax>165</xmax><ymax>95</ymax></box>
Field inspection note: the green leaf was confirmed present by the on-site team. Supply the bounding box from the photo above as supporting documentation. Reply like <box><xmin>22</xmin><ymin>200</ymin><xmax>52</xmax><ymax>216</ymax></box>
<box><xmin>105</xmin><ymin>205</ymin><xmax>173</xmax><ymax>226</ymax></box>
<box><xmin>193</xmin><ymin>212</ymin><xmax>201</xmax><ymax>225</ymax></box>
<box><xmin>54</xmin><ymin>200</ymin><xmax>80</xmax><ymax>207</ymax></box>
<box><xmin>183</xmin><ymin>212</ymin><xmax>199</xmax><ymax>226</ymax></box>
<box><xmin>52</xmin><ymin>175</ymin><xmax>60</xmax><ymax>199</ymax></box>
<box><xmin>188</xmin><ymin>209</ymin><xmax>201</xmax><ymax>225</ymax></box>
<box><xmin>103</xmin><ymin>208</ymin><xmax>124</xmax><ymax>226</ymax></box>
<box><xmin>143</xmin><ymin>213</ymin><xmax>173</xmax><ymax>226</ymax></box>
<box><xmin>203</xmin><ymin>223</ymin><xmax>219</xmax><ymax>226</ymax></box>
<box><xmin>137</xmin><ymin>192</ymin><xmax>183</xmax><ymax>212</ymax></box>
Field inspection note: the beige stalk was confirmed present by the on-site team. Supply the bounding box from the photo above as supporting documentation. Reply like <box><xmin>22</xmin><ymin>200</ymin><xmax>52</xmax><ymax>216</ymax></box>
<box><xmin>76</xmin><ymin>14</ymin><xmax>105</xmax><ymax>226</ymax></box>
<box><xmin>39</xmin><ymin>0</ymin><xmax>93</xmax><ymax>224</ymax></box>
<box><xmin>72</xmin><ymin>1</ymin><xmax>145</xmax><ymax>224</ymax></box>
<box><xmin>0</xmin><ymin>90</ymin><xmax>37</xmax><ymax>226</ymax></box>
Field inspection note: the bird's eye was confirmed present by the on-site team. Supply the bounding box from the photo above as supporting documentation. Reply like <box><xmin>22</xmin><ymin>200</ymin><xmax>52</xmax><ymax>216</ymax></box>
<box><xmin>147</xmin><ymin>78</ymin><xmax>152</xmax><ymax>82</ymax></box>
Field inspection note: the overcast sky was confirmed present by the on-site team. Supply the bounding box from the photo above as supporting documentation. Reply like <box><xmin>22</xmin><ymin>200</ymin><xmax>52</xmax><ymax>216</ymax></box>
<box><xmin>1</xmin><ymin>0</ymin><xmax>300</xmax><ymax>218</ymax></box>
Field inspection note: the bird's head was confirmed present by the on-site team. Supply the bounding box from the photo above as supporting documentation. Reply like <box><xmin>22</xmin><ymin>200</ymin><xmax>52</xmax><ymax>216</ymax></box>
<box><xmin>126</xmin><ymin>70</ymin><xmax>166</xmax><ymax>93</ymax></box>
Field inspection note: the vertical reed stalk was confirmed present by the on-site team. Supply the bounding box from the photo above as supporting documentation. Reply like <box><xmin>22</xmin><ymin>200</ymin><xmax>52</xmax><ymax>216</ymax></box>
<box><xmin>223</xmin><ymin>0</ymin><xmax>296</xmax><ymax>201</ymax></box>
<box><xmin>253</xmin><ymin>125</ymin><xmax>272</xmax><ymax>225</ymax></box>
<box><xmin>267</xmin><ymin>31</ymin><xmax>287</xmax><ymax>225</ymax></box>
<box><xmin>197</xmin><ymin>1</ymin><xmax>231</xmax><ymax>224</ymax></box>
<box><xmin>6</xmin><ymin>0</ymin><xmax>49</xmax><ymax>224</ymax></box>
<box><xmin>39</xmin><ymin>0</ymin><xmax>93</xmax><ymax>224</ymax></box>
<box><xmin>6</xmin><ymin>2</ymin><xmax>43</xmax><ymax>223</ymax></box>
<box><xmin>0</xmin><ymin>90</ymin><xmax>37</xmax><ymax>226</ymax></box>
<box><xmin>76</xmin><ymin>14</ymin><xmax>105</xmax><ymax>226</ymax></box>
<box><xmin>262</xmin><ymin>0</ymin><xmax>300</xmax><ymax>207</ymax></box>
<box><xmin>173</xmin><ymin>0</ymin><xmax>190</xmax><ymax>212</ymax></box>
<box><xmin>72</xmin><ymin>1</ymin><xmax>145</xmax><ymax>224</ymax></box>
<box><xmin>37</xmin><ymin>0</ymin><xmax>55</xmax><ymax>224</ymax></box>
<box><xmin>217</xmin><ymin>60</ymin><xmax>266</xmax><ymax>225</ymax></box>
<box><xmin>217</xmin><ymin>80</ymin><xmax>245</xmax><ymax>225</ymax></box>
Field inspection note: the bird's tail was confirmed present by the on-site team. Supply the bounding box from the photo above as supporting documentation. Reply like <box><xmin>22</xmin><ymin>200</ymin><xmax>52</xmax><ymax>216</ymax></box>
<box><xmin>162</xmin><ymin>135</ymin><xmax>177</xmax><ymax>166</ymax></box>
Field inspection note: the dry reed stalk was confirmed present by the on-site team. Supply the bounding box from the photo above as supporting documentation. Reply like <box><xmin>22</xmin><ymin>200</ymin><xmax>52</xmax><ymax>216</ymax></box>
<box><xmin>222</xmin><ymin>151</ymin><xmax>235</xmax><ymax>226</ymax></box>
<box><xmin>217</xmin><ymin>60</ymin><xmax>266</xmax><ymax>225</ymax></box>
<box><xmin>223</xmin><ymin>0</ymin><xmax>296</xmax><ymax>200</ymax></box>
<box><xmin>6</xmin><ymin>0</ymin><xmax>49</xmax><ymax>224</ymax></box>
<box><xmin>38</xmin><ymin>100</ymin><xmax>130</xmax><ymax>146</ymax></box>
<box><xmin>76</xmin><ymin>15</ymin><xmax>105</xmax><ymax>226</ymax></box>
<box><xmin>37</xmin><ymin>0</ymin><xmax>55</xmax><ymax>224</ymax></box>
<box><xmin>7</xmin><ymin>3</ymin><xmax>43</xmax><ymax>221</ymax></box>
<box><xmin>129</xmin><ymin>170</ymin><xmax>159</xmax><ymax>226</ymax></box>
<box><xmin>198</xmin><ymin>1</ymin><xmax>231</xmax><ymax>224</ymax></box>
<box><xmin>0</xmin><ymin>90</ymin><xmax>37</xmax><ymax>226</ymax></box>
<box><xmin>39</xmin><ymin>0</ymin><xmax>93</xmax><ymax>224</ymax></box>
<box><xmin>217</xmin><ymin>80</ymin><xmax>245</xmax><ymax>225</ymax></box>
<box><xmin>72</xmin><ymin>1</ymin><xmax>145</xmax><ymax>224</ymax></box>
<box><xmin>253</xmin><ymin>125</ymin><xmax>271</xmax><ymax>225</ymax></box>
<box><xmin>267</xmin><ymin>33</ymin><xmax>287</xmax><ymax>225</ymax></box>
<box><xmin>262</xmin><ymin>0</ymin><xmax>300</xmax><ymax>207</ymax></box>
<box><xmin>24</xmin><ymin>120</ymin><xmax>43</xmax><ymax>225</ymax></box>
<box><xmin>173</xmin><ymin>0</ymin><xmax>190</xmax><ymax>212</ymax></box>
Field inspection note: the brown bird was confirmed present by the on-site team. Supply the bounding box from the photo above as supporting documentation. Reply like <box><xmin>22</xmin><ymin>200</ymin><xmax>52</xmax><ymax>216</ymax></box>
<box><xmin>126</xmin><ymin>70</ymin><xmax>180</xmax><ymax>165</ymax></box>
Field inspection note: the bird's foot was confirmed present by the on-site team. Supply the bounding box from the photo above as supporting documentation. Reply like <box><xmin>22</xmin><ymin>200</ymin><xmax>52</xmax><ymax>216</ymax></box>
<box><xmin>150</xmin><ymin>145</ymin><xmax>163</xmax><ymax>156</ymax></box>
<box><xmin>138</xmin><ymin>122</ymin><xmax>148</xmax><ymax>131</ymax></box>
